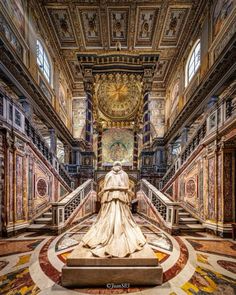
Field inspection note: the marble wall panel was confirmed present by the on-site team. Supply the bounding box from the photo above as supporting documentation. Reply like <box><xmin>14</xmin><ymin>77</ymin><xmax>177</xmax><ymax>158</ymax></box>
<box><xmin>223</xmin><ymin>152</ymin><xmax>233</xmax><ymax>222</ymax></box>
<box><xmin>208</xmin><ymin>157</ymin><xmax>216</xmax><ymax>221</ymax></box>
<box><xmin>15</xmin><ymin>155</ymin><xmax>24</xmax><ymax>220</ymax></box>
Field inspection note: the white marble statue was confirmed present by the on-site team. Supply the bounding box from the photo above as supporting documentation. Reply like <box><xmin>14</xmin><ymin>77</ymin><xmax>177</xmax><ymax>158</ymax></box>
<box><xmin>82</xmin><ymin>161</ymin><xmax>146</xmax><ymax>258</ymax></box>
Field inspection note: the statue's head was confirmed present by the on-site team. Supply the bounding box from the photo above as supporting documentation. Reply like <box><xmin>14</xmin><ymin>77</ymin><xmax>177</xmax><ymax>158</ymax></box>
<box><xmin>112</xmin><ymin>161</ymin><xmax>122</xmax><ymax>172</ymax></box>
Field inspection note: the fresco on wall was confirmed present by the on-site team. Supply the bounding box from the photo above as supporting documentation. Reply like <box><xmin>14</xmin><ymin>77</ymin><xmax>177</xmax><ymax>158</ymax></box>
<box><xmin>59</xmin><ymin>85</ymin><xmax>67</xmax><ymax>113</ymax></box>
<box><xmin>169</xmin><ymin>79</ymin><xmax>180</xmax><ymax>126</ymax></box>
<box><xmin>213</xmin><ymin>0</ymin><xmax>234</xmax><ymax>38</ymax></box>
<box><xmin>72</xmin><ymin>98</ymin><xmax>86</xmax><ymax>139</ymax></box>
<box><xmin>0</xmin><ymin>12</ymin><xmax>23</xmax><ymax>58</ymax></box>
<box><xmin>2</xmin><ymin>0</ymin><xmax>25</xmax><ymax>37</ymax></box>
<box><xmin>149</xmin><ymin>98</ymin><xmax>165</xmax><ymax>138</ymax></box>
<box><xmin>102</xmin><ymin>128</ymin><xmax>134</xmax><ymax>166</ymax></box>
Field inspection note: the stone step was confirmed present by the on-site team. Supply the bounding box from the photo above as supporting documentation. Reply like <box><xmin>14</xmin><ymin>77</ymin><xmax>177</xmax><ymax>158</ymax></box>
<box><xmin>178</xmin><ymin>207</ymin><xmax>186</xmax><ymax>212</ymax></box>
<box><xmin>27</xmin><ymin>224</ymin><xmax>47</xmax><ymax>231</ymax></box>
<box><xmin>178</xmin><ymin>212</ymin><xmax>190</xmax><ymax>217</ymax></box>
<box><xmin>34</xmin><ymin>217</ymin><xmax>52</xmax><ymax>224</ymax></box>
<box><xmin>43</xmin><ymin>212</ymin><xmax>52</xmax><ymax>218</ymax></box>
<box><xmin>179</xmin><ymin>224</ymin><xmax>205</xmax><ymax>232</ymax></box>
<box><xmin>179</xmin><ymin>217</ymin><xmax>199</xmax><ymax>224</ymax></box>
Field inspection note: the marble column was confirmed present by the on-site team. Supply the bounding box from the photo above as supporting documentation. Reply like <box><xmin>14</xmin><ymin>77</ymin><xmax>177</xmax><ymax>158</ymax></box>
<box><xmin>49</xmin><ymin>128</ymin><xmax>57</xmax><ymax>155</ymax></box>
<box><xmin>142</xmin><ymin>91</ymin><xmax>151</xmax><ymax>147</ymax></box>
<box><xmin>18</xmin><ymin>96</ymin><xmax>33</xmax><ymax>117</ymax></box>
<box><xmin>133</xmin><ymin>131</ymin><xmax>138</xmax><ymax>169</ymax></box>
<box><xmin>84</xmin><ymin>82</ymin><xmax>93</xmax><ymax>146</ymax></box>
<box><xmin>207</xmin><ymin>96</ymin><xmax>218</xmax><ymax>108</ymax></box>
<box><xmin>97</xmin><ymin>129</ymin><xmax>102</xmax><ymax>168</ymax></box>
<box><xmin>75</xmin><ymin>150</ymin><xmax>81</xmax><ymax>165</ymax></box>
<box><xmin>64</xmin><ymin>144</ymin><xmax>70</xmax><ymax>164</ymax></box>
<box><xmin>181</xmin><ymin>127</ymin><xmax>189</xmax><ymax>149</ymax></box>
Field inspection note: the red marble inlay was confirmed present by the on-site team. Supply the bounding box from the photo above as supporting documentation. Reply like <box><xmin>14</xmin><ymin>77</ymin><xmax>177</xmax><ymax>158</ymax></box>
<box><xmin>217</xmin><ymin>260</ymin><xmax>236</xmax><ymax>274</ymax></box>
<box><xmin>39</xmin><ymin>238</ymin><xmax>61</xmax><ymax>284</ymax></box>
<box><xmin>163</xmin><ymin>236</ymin><xmax>189</xmax><ymax>283</ymax></box>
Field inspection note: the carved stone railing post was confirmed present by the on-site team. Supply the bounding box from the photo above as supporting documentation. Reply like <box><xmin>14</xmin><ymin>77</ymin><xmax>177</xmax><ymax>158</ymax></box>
<box><xmin>140</xmin><ymin>179</ymin><xmax>180</xmax><ymax>231</ymax></box>
<box><xmin>51</xmin><ymin>179</ymin><xmax>95</xmax><ymax>233</ymax></box>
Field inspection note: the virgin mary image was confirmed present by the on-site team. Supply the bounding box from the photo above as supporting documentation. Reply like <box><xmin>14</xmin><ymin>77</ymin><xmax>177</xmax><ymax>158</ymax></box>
<box><xmin>81</xmin><ymin>161</ymin><xmax>146</xmax><ymax>258</ymax></box>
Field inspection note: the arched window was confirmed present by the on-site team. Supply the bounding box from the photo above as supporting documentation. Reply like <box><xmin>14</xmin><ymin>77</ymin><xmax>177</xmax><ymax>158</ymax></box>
<box><xmin>36</xmin><ymin>40</ymin><xmax>51</xmax><ymax>84</ymax></box>
<box><xmin>185</xmin><ymin>40</ymin><xmax>201</xmax><ymax>86</ymax></box>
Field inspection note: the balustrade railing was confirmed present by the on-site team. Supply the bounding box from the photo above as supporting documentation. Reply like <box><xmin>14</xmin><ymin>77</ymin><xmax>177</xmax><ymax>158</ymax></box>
<box><xmin>140</xmin><ymin>179</ymin><xmax>179</xmax><ymax>228</ymax></box>
<box><xmin>51</xmin><ymin>179</ymin><xmax>95</xmax><ymax>231</ymax></box>
<box><xmin>0</xmin><ymin>91</ymin><xmax>73</xmax><ymax>188</ymax></box>
<box><xmin>161</xmin><ymin>96</ymin><xmax>236</xmax><ymax>189</ymax></box>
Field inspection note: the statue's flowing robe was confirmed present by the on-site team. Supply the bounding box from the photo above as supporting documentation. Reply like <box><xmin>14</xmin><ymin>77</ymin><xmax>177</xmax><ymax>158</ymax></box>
<box><xmin>81</xmin><ymin>169</ymin><xmax>146</xmax><ymax>258</ymax></box>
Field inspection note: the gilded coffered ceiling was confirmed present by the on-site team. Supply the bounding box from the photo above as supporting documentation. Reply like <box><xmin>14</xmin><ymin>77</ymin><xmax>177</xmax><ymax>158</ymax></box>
<box><xmin>37</xmin><ymin>0</ymin><xmax>204</xmax><ymax>90</ymax></box>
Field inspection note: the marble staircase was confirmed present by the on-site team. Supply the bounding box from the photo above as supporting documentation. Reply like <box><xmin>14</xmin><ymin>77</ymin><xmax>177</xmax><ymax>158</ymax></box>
<box><xmin>178</xmin><ymin>207</ymin><xmax>205</xmax><ymax>232</ymax></box>
<box><xmin>27</xmin><ymin>209</ymin><xmax>53</xmax><ymax>232</ymax></box>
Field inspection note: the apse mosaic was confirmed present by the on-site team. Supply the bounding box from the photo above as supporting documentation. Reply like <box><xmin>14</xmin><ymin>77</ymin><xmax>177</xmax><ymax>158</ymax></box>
<box><xmin>102</xmin><ymin>128</ymin><xmax>134</xmax><ymax>166</ymax></box>
<box><xmin>96</xmin><ymin>77</ymin><xmax>142</xmax><ymax>120</ymax></box>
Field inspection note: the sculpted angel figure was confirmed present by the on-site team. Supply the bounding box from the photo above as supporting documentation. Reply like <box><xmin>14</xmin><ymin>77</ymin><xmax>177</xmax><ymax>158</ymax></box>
<box><xmin>82</xmin><ymin>161</ymin><xmax>146</xmax><ymax>258</ymax></box>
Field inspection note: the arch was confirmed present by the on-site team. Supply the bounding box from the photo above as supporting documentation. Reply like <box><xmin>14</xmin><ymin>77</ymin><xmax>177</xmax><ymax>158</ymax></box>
<box><xmin>185</xmin><ymin>39</ymin><xmax>201</xmax><ymax>87</ymax></box>
<box><xmin>36</xmin><ymin>39</ymin><xmax>52</xmax><ymax>85</ymax></box>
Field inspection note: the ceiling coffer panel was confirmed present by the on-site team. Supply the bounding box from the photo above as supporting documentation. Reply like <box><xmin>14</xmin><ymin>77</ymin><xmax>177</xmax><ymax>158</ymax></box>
<box><xmin>107</xmin><ymin>7</ymin><xmax>130</xmax><ymax>48</ymax></box>
<box><xmin>159</xmin><ymin>6</ymin><xmax>190</xmax><ymax>48</ymax></box>
<box><xmin>46</xmin><ymin>7</ymin><xmax>77</xmax><ymax>48</ymax></box>
<box><xmin>77</xmin><ymin>6</ymin><xmax>102</xmax><ymax>48</ymax></box>
<box><xmin>135</xmin><ymin>6</ymin><xmax>160</xmax><ymax>47</ymax></box>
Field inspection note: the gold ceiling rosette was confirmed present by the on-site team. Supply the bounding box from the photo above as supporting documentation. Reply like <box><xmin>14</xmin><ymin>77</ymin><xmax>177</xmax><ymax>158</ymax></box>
<box><xmin>95</xmin><ymin>73</ymin><xmax>142</xmax><ymax>121</ymax></box>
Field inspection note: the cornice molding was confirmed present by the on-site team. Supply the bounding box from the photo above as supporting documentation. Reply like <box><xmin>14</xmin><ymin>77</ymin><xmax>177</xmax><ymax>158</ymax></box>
<box><xmin>0</xmin><ymin>37</ymin><xmax>76</xmax><ymax>146</ymax></box>
<box><xmin>164</xmin><ymin>34</ymin><xmax>236</xmax><ymax>144</ymax></box>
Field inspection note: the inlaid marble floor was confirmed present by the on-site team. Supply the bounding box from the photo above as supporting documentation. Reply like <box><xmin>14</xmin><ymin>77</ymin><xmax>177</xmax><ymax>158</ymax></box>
<box><xmin>0</xmin><ymin>215</ymin><xmax>236</xmax><ymax>295</ymax></box>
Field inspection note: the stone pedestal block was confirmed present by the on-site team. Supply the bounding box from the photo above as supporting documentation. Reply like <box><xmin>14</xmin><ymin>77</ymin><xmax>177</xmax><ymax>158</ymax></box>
<box><xmin>61</xmin><ymin>244</ymin><xmax>163</xmax><ymax>287</ymax></box>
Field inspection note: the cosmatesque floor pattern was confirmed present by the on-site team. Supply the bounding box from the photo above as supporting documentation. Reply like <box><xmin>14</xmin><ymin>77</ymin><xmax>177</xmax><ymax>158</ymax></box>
<box><xmin>0</xmin><ymin>215</ymin><xmax>236</xmax><ymax>295</ymax></box>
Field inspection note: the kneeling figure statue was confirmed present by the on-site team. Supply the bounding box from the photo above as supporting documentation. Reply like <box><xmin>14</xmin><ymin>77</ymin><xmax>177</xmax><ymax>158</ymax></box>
<box><xmin>82</xmin><ymin>161</ymin><xmax>146</xmax><ymax>258</ymax></box>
